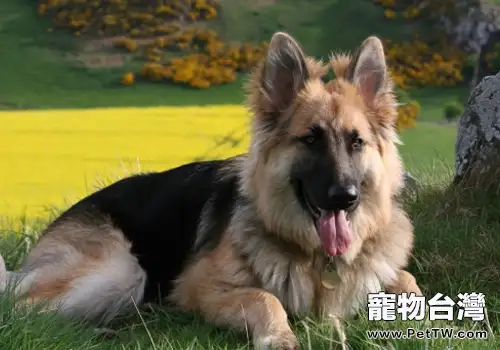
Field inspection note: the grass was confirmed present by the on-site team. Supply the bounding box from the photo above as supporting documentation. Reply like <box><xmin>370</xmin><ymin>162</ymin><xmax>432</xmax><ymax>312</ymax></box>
<box><xmin>211</xmin><ymin>0</ymin><xmax>416</xmax><ymax>57</ymax></box>
<box><xmin>1</xmin><ymin>146</ymin><xmax>499</xmax><ymax>349</ymax></box>
<box><xmin>409</xmin><ymin>86</ymin><xmax>470</xmax><ymax>122</ymax></box>
<box><xmin>399</xmin><ymin>123</ymin><xmax>457</xmax><ymax>177</ymax></box>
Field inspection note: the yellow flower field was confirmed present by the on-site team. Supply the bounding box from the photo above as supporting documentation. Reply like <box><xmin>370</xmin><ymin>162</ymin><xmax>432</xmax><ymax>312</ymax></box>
<box><xmin>0</xmin><ymin>106</ymin><xmax>251</xmax><ymax>221</ymax></box>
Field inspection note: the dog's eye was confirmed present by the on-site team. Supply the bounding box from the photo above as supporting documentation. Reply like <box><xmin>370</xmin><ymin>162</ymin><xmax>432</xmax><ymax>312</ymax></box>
<box><xmin>302</xmin><ymin>134</ymin><xmax>316</xmax><ymax>145</ymax></box>
<box><xmin>351</xmin><ymin>131</ymin><xmax>364</xmax><ymax>150</ymax></box>
<box><xmin>299</xmin><ymin>126</ymin><xmax>323</xmax><ymax>146</ymax></box>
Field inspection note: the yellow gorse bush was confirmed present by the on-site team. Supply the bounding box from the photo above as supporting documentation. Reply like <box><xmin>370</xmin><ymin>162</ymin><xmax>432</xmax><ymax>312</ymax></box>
<box><xmin>122</xmin><ymin>72</ymin><xmax>135</xmax><ymax>85</ymax></box>
<box><xmin>384</xmin><ymin>9</ymin><xmax>396</xmax><ymax>19</ymax></box>
<box><xmin>38</xmin><ymin>0</ymin><xmax>219</xmax><ymax>37</ymax></box>
<box><xmin>396</xmin><ymin>100</ymin><xmax>419</xmax><ymax>132</ymax></box>
<box><xmin>384</xmin><ymin>39</ymin><xmax>466</xmax><ymax>88</ymax></box>
<box><xmin>114</xmin><ymin>36</ymin><xmax>137</xmax><ymax>52</ymax></box>
<box><xmin>38</xmin><ymin>0</ymin><xmax>267</xmax><ymax>89</ymax></box>
<box><xmin>117</xmin><ymin>27</ymin><xmax>268</xmax><ymax>89</ymax></box>
<box><xmin>374</xmin><ymin>0</ymin><xmax>467</xmax><ymax>89</ymax></box>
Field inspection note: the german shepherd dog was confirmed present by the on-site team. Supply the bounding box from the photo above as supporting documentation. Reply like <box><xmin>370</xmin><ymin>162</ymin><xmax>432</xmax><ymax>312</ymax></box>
<box><xmin>0</xmin><ymin>32</ymin><xmax>422</xmax><ymax>349</ymax></box>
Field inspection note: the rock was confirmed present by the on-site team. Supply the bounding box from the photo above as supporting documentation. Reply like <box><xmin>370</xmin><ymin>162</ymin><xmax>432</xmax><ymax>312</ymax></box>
<box><xmin>440</xmin><ymin>0</ymin><xmax>500</xmax><ymax>54</ymax></box>
<box><xmin>454</xmin><ymin>71</ymin><xmax>500</xmax><ymax>184</ymax></box>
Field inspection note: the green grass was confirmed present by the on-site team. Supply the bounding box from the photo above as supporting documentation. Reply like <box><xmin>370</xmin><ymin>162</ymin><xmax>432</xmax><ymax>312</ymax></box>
<box><xmin>211</xmin><ymin>0</ymin><xmax>417</xmax><ymax>57</ymax></box>
<box><xmin>399</xmin><ymin>123</ymin><xmax>457</xmax><ymax>177</ymax></box>
<box><xmin>410</xmin><ymin>86</ymin><xmax>470</xmax><ymax>122</ymax></box>
<box><xmin>1</xmin><ymin>123</ymin><xmax>499</xmax><ymax>349</ymax></box>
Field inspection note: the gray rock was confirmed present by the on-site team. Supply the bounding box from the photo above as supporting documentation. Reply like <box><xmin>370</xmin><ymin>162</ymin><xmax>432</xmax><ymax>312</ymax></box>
<box><xmin>440</xmin><ymin>0</ymin><xmax>500</xmax><ymax>54</ymax></box>
<box><xmin>454</xmin><ymin>71</ymin><xmax>500</xmax><ymax>183</ymax></box>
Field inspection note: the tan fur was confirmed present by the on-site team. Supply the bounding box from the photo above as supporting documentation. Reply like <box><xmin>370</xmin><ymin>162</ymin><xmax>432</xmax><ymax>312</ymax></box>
<box><xmin>329</xmin><ymin>53</ymin><xmax>352</xmax><ymax>78</ymax></box>
<box><xmin>386</xmin><ymin>270</ymin><xmax>423</xmax><ymax>296</ymax></box>
<box><xmin>305</xmin><ymin>57</ymin><xmax>329</xmax><ymax>79</ymax></box>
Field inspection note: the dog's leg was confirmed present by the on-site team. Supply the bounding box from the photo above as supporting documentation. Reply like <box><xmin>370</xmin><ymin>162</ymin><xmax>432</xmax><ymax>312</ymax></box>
<box><xmin>196</xmin><ymin>286</ymin><xmax>299</xmax><ymax>349</ymax></box>
<box><xmin>171</xmin><ymin>238</ymin><xmax>299</xmax><ymax>349</ymax></box>
<box><xmin>207</xmin><ymin>287</ymin><xmax>299</xmax><ymax>349</ymax></box>
<box><xmin>385</xmin><ymin>270</ymin><xmax>422</xmax><ymax>296</ymax></box>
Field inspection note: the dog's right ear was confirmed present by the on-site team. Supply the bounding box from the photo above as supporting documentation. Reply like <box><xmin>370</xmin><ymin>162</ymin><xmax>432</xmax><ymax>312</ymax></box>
<box><xmin>260</xmin><ymin>32</ymin><xmax>309</xmax><ymax>115</ymax></box>
<box><xmin>344</xmin><ymin>36</ymin><xmax>388</xmax><ymax>107</ymax></box>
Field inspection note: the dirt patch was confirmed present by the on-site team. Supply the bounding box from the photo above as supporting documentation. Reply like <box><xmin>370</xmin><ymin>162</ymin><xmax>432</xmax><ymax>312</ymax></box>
<box><xmin>239</xmin><ymin>0</ymin><xmax>277</xmax><ymax>7</ymax></box>
<box><xmin>80</xmin><ymin>35</ymin><xmax>174</xmax><ymax>53</ymax></box>
<box><xmin>68</xmin><ymin>53</ymin><xmax>128</xmax><ymax>69</ymax></box>
<box><xmin>80</xmin><ymin>38</ymin><xmax>118</xmax><ymax>53</ymax></box>
<box><xmin>79</xmin><ymin>20</ymin><xmax>186</xmax><ymax>53</ymax></box>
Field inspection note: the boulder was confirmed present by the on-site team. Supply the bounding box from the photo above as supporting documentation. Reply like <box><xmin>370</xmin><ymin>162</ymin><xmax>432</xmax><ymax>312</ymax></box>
<box><xmin>454</xmin><ymin>71</ymin><xmax>500</xmax><ymax>184</ymax></box>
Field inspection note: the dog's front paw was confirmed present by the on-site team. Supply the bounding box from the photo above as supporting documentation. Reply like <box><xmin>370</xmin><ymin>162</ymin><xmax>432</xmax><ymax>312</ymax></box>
<box><xmin>253</xmin><ymin>329</ymin><xmax>300</xmax><ymax>350</ymax></box>
<box><xmin>386</xmin><ymin>270</ymin><xmax>423</xmax><ymax>296</ymax></box>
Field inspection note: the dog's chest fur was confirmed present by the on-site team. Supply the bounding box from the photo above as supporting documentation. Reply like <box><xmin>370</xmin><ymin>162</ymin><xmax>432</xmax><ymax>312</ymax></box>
<box><xmin>241</xmin><ymin>235</ymin><xmax>318</xmax><ymax>316</ymax></box>
<box><xmin>230</xmin><ymin>205</ymin><xmax>411</xmax><ymax>319</ymax></box>
<box><xmin>239</xmin><ymin>240</ymin><xmax>391</xmax><ymax>319</ymax></box>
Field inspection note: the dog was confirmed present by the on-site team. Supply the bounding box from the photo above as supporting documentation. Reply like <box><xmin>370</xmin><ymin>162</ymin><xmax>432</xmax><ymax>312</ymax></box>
<box><xmin>0</xmin><ymin>32</ymin><xmax>422</xmax><ymax>349</ymax></box>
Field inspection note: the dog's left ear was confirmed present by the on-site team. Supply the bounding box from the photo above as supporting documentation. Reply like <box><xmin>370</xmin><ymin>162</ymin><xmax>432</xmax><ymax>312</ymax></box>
<box><xmin>345</xmin><ymin>36</ymin><xmax>388</xmax><ymax>106</ymax></box>
<box><xmin>260</xmin><ymin>32</ymin><xmax>309</xmax><ymax>114</ymax></box>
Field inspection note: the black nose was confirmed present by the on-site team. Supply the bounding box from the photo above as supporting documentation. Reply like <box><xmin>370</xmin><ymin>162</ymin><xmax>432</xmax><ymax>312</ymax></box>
<box><xmin>327</xmin><ymin>184</ymin><xmax>359</xmax><ymax>211</ymax></box>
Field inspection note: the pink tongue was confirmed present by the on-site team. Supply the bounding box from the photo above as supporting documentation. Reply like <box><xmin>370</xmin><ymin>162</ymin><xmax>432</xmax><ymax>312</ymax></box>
<box><xmin>318</xmin><ymin>210</ymin><xmax>352</xmax><ymax>256</ymax></box>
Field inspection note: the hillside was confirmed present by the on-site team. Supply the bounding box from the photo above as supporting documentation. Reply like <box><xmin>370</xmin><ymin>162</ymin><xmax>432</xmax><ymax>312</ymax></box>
<box><xmin>0</xmin><ymin>0</ymin><xmax>418</xmax><ymax>109</ymax></box>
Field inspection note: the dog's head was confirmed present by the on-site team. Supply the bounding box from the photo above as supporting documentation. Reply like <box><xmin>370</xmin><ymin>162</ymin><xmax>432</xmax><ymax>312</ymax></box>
<box><xmin>241</xmin><ymin>32</ymin><xmax>404</xmax><ymax>258</ymax></box>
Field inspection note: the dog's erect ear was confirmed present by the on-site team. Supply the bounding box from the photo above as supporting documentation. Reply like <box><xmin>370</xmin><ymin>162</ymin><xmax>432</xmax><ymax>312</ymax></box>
<box><xmin>261</xmin><ymin>32</ymin><xmax>309</xmax><ymax>114</ymax></box>
<box><xmin>345</xmin><ymin>36</ymin><xmax>388</xmax><ymax>106</ymax></box>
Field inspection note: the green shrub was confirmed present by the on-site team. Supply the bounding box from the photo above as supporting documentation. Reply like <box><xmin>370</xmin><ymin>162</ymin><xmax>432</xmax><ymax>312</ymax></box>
<box><xmin>461</xmin><ymin>53</ymin><xmax>477</xmax><ymax>83</ymax></box>
<box><xmin>484</xmin><ymin>42</ymin><xmax>500</xmax><ymax>76</ymax></box>
<box><xmin>394</xmin><ymin>86</ymin><xmax>410</xmax><ymax>103</ymax></box>
<box><xmin>443</xmin><ymin>100</ymin><xmax>464</xmax><ymax>122</ymax></box>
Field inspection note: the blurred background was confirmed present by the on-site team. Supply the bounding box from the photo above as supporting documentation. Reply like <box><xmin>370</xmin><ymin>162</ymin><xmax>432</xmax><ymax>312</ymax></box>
<box><xmin>1</xmin><ymin>0</ymin><xmax>499</xmax><ymax>219</ymax></box>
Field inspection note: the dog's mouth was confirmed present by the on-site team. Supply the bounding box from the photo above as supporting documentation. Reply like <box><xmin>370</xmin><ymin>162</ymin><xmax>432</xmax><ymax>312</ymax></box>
<box><xmin>295</xmin><ymin>181</ymin><xmax>353</xmax><ymax>257</ymax></box>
